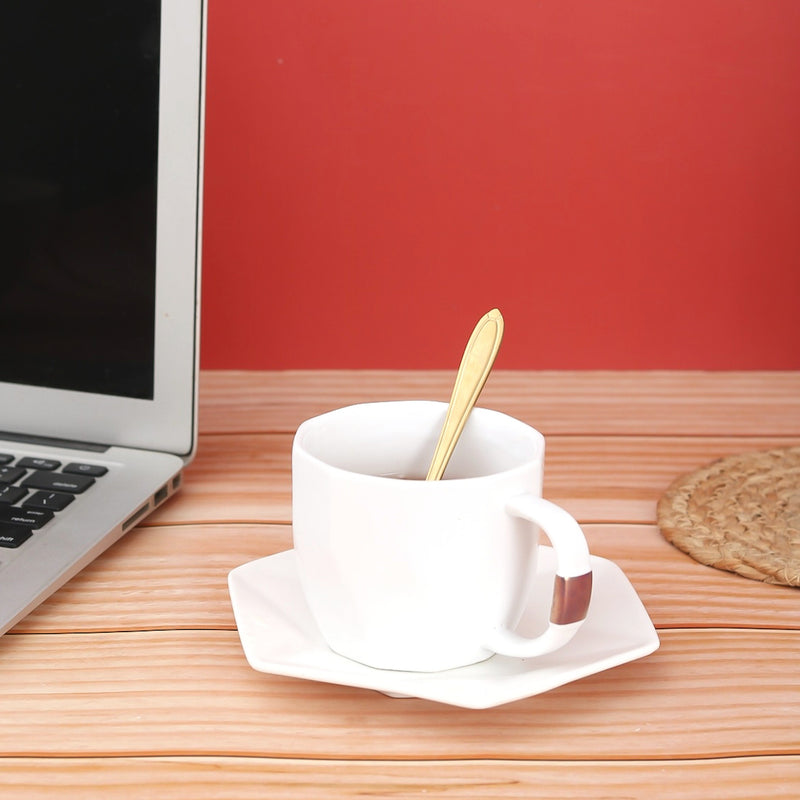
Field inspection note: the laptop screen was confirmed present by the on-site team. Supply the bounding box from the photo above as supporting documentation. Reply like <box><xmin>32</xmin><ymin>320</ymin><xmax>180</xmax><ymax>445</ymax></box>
<box><xmin>0</xmin><ymin>0</ymin><xmax>161</xmax><ymax>400</ymax></box>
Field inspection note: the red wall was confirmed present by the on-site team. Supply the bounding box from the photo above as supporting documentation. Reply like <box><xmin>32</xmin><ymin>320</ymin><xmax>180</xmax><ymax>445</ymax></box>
<box><xmin>200</xmin><ymin>0</ymin><xmax>800</xmax><ymax>370</ymax></box>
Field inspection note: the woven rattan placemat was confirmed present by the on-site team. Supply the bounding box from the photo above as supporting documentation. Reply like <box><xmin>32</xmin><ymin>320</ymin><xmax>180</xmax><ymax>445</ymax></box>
<box><xmin>657</xmin><ymin>446</ymin><xmax>800</xmax><ymax>586</ymax></box>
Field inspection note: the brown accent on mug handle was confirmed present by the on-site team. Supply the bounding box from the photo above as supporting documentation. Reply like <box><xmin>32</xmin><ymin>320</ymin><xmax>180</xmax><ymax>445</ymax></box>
<box><xmin>550</xmin><ymin>572</ymin><xmax>593</xmax><ymax>625</ymax></box>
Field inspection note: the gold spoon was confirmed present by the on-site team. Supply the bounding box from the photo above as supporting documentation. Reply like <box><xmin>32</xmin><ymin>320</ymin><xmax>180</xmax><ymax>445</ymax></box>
<box><xmin>426</xmin><ymin>308</ymin><xmax>504</xmax><ymax>481</ymax></box>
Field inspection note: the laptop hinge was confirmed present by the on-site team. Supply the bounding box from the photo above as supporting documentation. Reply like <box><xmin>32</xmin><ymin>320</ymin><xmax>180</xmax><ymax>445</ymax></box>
<box><xmin>0</xmin><ymin>431</ymin><xmax>109</xmax><ymax>453</ymax></box>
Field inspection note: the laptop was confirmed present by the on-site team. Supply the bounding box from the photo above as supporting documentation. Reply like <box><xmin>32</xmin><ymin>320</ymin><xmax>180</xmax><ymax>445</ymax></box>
<box><xmin>0</xmin><ymin>0</ymin><xmax>206</xmax><ymax>636</ymax></box>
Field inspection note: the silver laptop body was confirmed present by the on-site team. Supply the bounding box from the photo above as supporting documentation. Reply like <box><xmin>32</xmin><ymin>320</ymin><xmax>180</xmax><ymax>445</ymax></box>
<box><xmin>0</xmin><ymin>0</ymin><xmax>206</xmax><ymax>636</ymax></box>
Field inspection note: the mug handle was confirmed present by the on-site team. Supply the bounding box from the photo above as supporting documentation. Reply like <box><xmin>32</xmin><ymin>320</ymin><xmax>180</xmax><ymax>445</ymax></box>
<box><xmin>483</xmin><ymin>494</ymin><xmax>593</xmax><ymax>658</ymax></box>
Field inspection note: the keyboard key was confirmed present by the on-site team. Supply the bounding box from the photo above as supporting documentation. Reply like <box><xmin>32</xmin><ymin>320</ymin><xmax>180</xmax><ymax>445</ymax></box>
<box><xmin>63</xmin><ymin>463</ymin><xmax>108</xmax><ymax>478</ymax></box>
<box><xmin>21</xmin><ymin>471</ymin><xmax>95</xmax><ymax>494</ymax></box>
<box><xmin>0</xmin><ymin>486</ymin><xmax>27</xmax><ymax>504</ymax></box>
<box><xmin>0</xmin><ymin>466</ymin><xmax>26</xmax><ymax>485</ymax></box>
<box><xmin>0</xmin><ymin>454</ymin><xmax>14</xmax><ymax>465</ymax></box>
<box><xmin>17</xmin><ymin>457</ymin><xmax>61</xmax><ymax>471</ymax></box>
<box><xmin>0</xmin><ymin>507</ymin><xmax>54</xmax><ymax>528</ymax></box>
<box><xmin>0</xmin><ymin>523</ymin><xmax>34</xmax><ymax>548</ymax></box>
<box><xmin>24</xmin><ymin>491</ymin><xmax>74</xmax><ymax>512</ymax></box>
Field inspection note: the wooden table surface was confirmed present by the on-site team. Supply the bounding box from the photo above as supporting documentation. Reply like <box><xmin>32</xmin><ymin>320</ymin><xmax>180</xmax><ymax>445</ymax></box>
<box><xmin>2</xmin><ymin>370</ymin><xmax>799</xmax><ymax>798</ymax></box>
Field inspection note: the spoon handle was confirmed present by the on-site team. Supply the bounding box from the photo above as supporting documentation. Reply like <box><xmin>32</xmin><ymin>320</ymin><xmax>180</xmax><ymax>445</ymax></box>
<box><xmin>426</xmin><ymin>308</ymin><xmax>504</xmax><ymax>481</ymax></box>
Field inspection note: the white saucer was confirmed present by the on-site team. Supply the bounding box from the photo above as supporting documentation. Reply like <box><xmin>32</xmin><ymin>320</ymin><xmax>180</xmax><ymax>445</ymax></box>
<box><xmin>228</xmin><ymin>547</ymin><xmax>659</xmax><ymax>709</ymax></box>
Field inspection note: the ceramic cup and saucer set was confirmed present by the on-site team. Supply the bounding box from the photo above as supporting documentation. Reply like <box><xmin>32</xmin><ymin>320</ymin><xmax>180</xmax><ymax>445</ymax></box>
<box><xmin>228</xmin><ymin>400</ymin><xmax>659</xmax><ymax>709</ymax></box>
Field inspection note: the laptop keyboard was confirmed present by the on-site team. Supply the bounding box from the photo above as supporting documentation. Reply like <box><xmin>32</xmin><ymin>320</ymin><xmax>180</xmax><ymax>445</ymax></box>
<box><xmin>0</xmin><ymin>454</ymin><xmax>107</xmax><ymax>549</ymax></box>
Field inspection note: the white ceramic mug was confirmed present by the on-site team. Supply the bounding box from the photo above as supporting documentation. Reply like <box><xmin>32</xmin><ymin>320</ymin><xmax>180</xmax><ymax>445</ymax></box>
<box><xmin>291</xmin><ymin>401</ymin><xmax>592</xmax><ymax>673</ymax></box>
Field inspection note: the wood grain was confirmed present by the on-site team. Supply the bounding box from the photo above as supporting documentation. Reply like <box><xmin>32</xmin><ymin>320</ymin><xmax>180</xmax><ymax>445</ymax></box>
<box><xmin>11</xmin><ymin>524</ymin><xmax>799</xmax><ymax>635</ymax></box>
<box><xmin>0</xmin><ymin>629</ymin><xmax>798</xmax><ymax>760</ymax></box>
<box><xmin>2</xmin><ymin>756</ymin><xmax>799</xmax><ymax>800</ymax></box>
<box><xmin>198</xmin><ymin>370</ymin><xmax>800</xmax><ymax>436</ymax></box>
<box><xmin>3</xmin><ymin>370</ymin><xmax>799</xmax><ymax>798</ymax></box>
